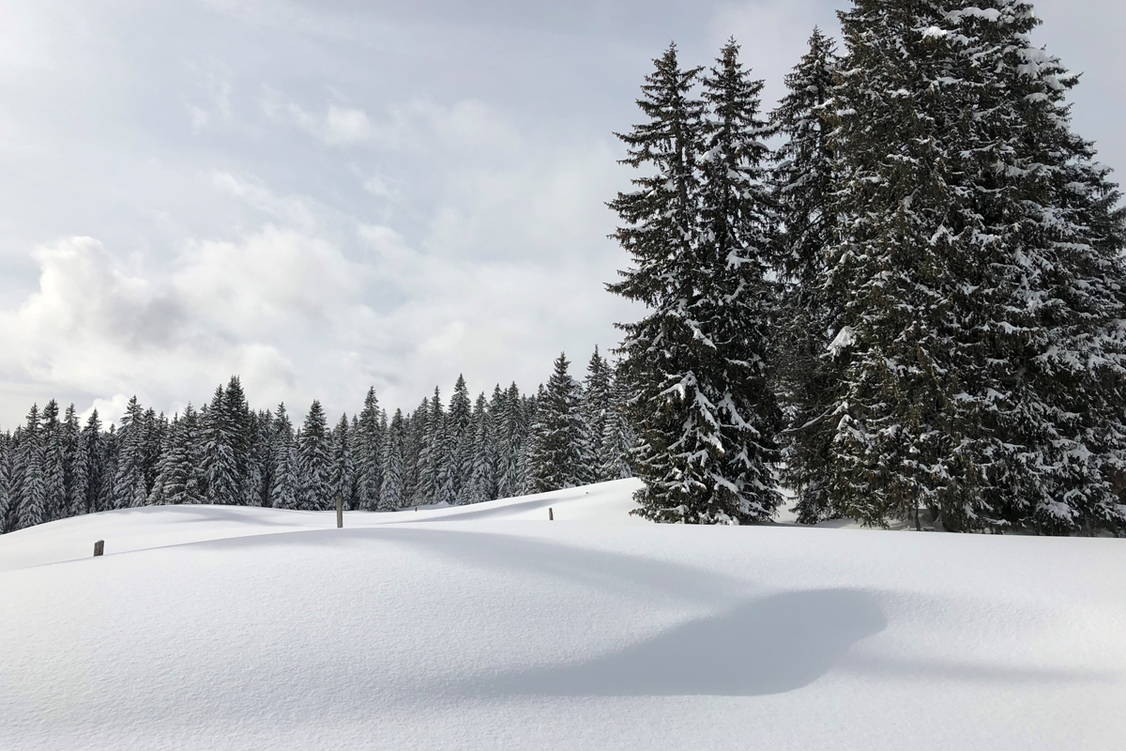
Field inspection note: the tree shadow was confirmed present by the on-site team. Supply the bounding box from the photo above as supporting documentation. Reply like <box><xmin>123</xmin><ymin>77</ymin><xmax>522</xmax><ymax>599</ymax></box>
<box><xmin>186</xmin><ymin>527</ymin><xmax>747</xmax><ymax>606</ymax></box>
<box><xmin>472</xmin><ymin>588</ymin><xmax>888</xmax><ymax>697</ymax></box>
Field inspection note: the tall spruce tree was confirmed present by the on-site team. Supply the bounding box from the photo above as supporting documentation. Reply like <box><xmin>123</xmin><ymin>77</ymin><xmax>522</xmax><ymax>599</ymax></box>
<box><xmin>15</xmin><ymin>405</ymin><xmax>47</xmax><ymax>530</ymax></box>
<box><xmin>81</xmin><ymin>411</ymin><xmax>104</xmax><ymax>514</ymax></box>
<box><xmin>354</xmin><ymin>387</ymin><xmax>384</xmax><ymax>511</ymax></box>
<box><xmin>112</xmin><ymin>397</ymin><xmax>149</xmax><ymax>509</ymax></box>
<box><xmin>297</xmin><ymin>400</ymin><xmax>332</xmax><ymax>510</ymax></box>
<box><xmin>380</xmin><ymin>409</ymin><xmax>407</xmax><ymax>510</ymax></box>
<box><xmin>413</xmin><ymin>389</ymin><xmax>445</xmax><ymax>505</ymax></box>
<box><xmin>202</xmin><ymin>386</ymin><xmax>239</xmax><ymax>506</ymax></box>
<box><xmin>40</xmin><ymin>400</ymin><xmax>66</xmax><ymax>520</ymax></box>
<box><xmin>824</xmin><ymin>0</ymin><xmax>1126</xmax><ymax>534</ymax></box>
<box><xmin>447</xmin><ymin>375</ymin><xmax>474</xmax><ymax>501</ymax></box>
<box><xmin>582</xmin><ymin>348</ymin><xmax>613</xmax><ymax>481</ymax></box>
<box><xmin>957</xmin><ymin>2</ymin><xmax>1126</xmax><ymax>533</ymax></box>
<box><xmin>463</xmin><ymin>393</ymin><xmax>495</xmax><ymax>504</ymax></box>
<box><xmin>529</xmin><ymin>354</ymin><xmax>591</xmax><ymax>492</ymax></box>
<box><xmin>610</xmin><ymin>41</ymin><xmax>782</xmax><ymax>524</ymax></box>
<box><xmin>0</xmin><ymin>433</ymin><xmax>14</xmax><ymax>532</ymax></box>
<box><xmin>771</xmin><ymin>27</ymin><xmax>841</xmax><ymax>524</ymax></box>
<box><xmin>61</xmin><ymin>405</ymin><xmax>87</xmax><ymax>518</ymax></box>
<box><xmin>269</xmin><ymin>403</ymin><xmax>299</xmax><ymax>510</ymax></box>
<box><xmin>599</xmin><ymin>362</ymin><xmax>636</xmax><ymax>481</ymax></box>
<box><xmin>329</xmin><ymin>413</ymin><xmax>354</xmax><ymax>510</ymax></box>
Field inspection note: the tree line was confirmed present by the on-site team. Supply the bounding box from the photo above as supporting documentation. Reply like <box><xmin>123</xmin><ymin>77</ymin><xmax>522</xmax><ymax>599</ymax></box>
<box><xmin>0</xmin><ymin>349</ymin><xmax>633</xmax><ymax>533</ymax></box>
<box><xmin>3</xmin><ymin>0</ymin><xmax>1123</xmax><ymax>538</ymax></box>
<box><xmin>612</xmin><ymin>0</ymin><xmax>1126</xmax><ymax>535</ymax></box>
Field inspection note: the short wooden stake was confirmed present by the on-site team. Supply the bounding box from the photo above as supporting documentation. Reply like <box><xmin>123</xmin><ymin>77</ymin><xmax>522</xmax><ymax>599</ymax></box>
<box><xmin>336</xmin><ymin>497</ymin><xmax>344</xmax><ymax>529</ymax></box>
<box><xmin>548</xmin><ymin>507</ymin><xmax>554</xmax><ymax>521</ymax></box>
<box><xmin>93</xmin><ymin>540</ymin><xmax>105</xmax><ymax>557</ymax></box>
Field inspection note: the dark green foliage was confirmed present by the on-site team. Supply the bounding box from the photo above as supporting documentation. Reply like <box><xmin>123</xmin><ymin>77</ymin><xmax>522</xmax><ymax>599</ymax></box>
<box><xmin>529</xmin><ymin>354</ymin><xmax>591</xmax><ymax>493</ymax></box>
<box><xmin>611</xmin><ymin>41</ymin><xmax>783</xmax><ymax>524</ymax></box>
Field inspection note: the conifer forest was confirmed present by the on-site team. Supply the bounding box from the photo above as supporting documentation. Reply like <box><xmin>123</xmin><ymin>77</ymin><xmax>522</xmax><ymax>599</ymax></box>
<box><xmin>2</xmin><ymin>1</ymin><xmax>1124</xmax><ymax>538</ymax></box>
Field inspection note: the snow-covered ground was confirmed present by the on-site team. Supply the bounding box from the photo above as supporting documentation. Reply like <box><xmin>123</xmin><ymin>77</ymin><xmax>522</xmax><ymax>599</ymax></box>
<box><xmin>2</xmin><ymin>479</ymin><xmax>1124</xmax><ymax>750</ymax></box>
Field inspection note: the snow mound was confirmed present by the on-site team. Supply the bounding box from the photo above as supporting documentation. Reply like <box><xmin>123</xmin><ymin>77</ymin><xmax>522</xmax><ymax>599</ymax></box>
<box><xmin>2</xmin><ymin>480</ymin><xmax>1124</xmax><ymax>750</ymax></box>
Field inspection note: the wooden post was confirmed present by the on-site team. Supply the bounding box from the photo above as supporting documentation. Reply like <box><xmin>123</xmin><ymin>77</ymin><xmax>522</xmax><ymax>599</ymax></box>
<box><xmin>93</xmin><ymin>540</ymin><xmax>105</xmax><ymax>557</ymax></box>
<box><xmin>548</xmin><ymin>507</ymin><xmax>554</xmax><ymax>521</ymax></box>
<box><xmin>336</xmin><ymin>497</ymin><xmax>344</xmax><ymax>529</ymax></box>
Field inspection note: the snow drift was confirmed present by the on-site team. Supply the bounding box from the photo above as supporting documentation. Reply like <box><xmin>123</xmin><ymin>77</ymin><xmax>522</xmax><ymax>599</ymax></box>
<box><xmin>2</xmin><ymin>479</ymin><xmax>1124</xmax><ymax>750</ymax></box>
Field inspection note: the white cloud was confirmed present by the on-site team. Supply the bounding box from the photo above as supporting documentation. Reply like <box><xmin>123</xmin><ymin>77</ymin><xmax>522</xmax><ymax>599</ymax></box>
<box><xmin>261</xmin><ymin>91</ymin><xmax>376</xmax><ymax>147</ymax></box>
<box><xmin>211</xmin><ymin>171</ymin><xmax>319</xmax><ymax>232</ymax></box>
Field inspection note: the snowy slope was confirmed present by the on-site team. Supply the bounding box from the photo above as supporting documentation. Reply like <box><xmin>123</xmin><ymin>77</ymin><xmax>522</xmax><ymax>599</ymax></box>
<box><xmin>2</xmin><ymin>480</ymin><xmax>1124</xmax><ymax>750</ymax></box>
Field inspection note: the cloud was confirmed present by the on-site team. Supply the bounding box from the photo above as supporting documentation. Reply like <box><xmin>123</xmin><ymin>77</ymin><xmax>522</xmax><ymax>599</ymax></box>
<box><xmin>211</xmin><ymin>171</ymin><xmax>320</xmax><ymax>232</ymax></box>
<box><xmin>261</xmin><ymin>90</ymin><xmax>375</xmax><ymax>147</ymax></box>
<box><xmin>3</xmin><ymin>0</ymin><xmax>1116</xmax><ymax>432</ymax></box>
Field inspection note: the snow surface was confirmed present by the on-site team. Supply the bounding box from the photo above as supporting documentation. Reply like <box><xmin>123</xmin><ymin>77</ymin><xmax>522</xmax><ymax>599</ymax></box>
<box><xmin>2</xmin><ymin>479</ymin><xmax>1125</xmax><ymax>750</ymax></box>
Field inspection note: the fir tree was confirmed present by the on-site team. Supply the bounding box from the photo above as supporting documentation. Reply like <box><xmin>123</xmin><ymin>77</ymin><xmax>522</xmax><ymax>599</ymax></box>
<box><xmin>298</xmin><ymin>400</ymin><xmax>332</xmax><ymax>510</ymax></box>
<box><xmin>529</xmin><ymin>354</ymin><xmax>591</xmax><ymax>492</ymax></box>
<box><xmin>599</xmin><ymin>363</ymin><xmax>636</xmax><ymax>481</ymax></box>
<box><xmin>0</xmin><ymin>433</ymin><xmax>14</xmax><ymax>533</ymax></box>
<box><xmin>413</xmin><ymin>389</ymin><xmax>445</xmax><ymax>505</ymax></box>
<box><xmin>221</xmin><ymin>377</ymin><xmax>254</xmax><ymax>504</ymax></box>
<box><xmin>269</xmin><ymin>404</ymin><xmax>299</xmax><ymax>510</ymax></box>
<box><xmin>824</xmin><ymin>0</ymin><xmax>1126</xmax><ymax>534</ymax></box>
<box><xmin>495</xmin><ymin>384</ymin><xmax>526</xmax><ymax>498</ymax></box>
<box><xmin>97</xmin><ymin>424</ymin><xmax>118</xmax><ymax>512</ymax></box>
<box><xmin>771</xmin><ymin>27</ymin><xmax>841</xmax><ymax>524</ymax></box>
<box><xmin>582</xmin><ymin>348</ymin><xmax>613</xmax><ymax>481</ymax></box>
<box><xmin>202</xmin><ymin>386</ymin><xmax>239</xmax><ymax>506</ymax></box>
<box><xmin>15</xmin><ymin>405</ymin><xmax>47</xmax><ymax>530</ymax></box>
<box><xmin>40</xmin><ymin>400</ymin><xmax>67</xmax><ymax>520</ymax></box>
<box><xmin>380</xmin><ymin>409</ymin><xmax>407</xmax><ymax>510</ymax></box>
<box><xmin>447</xmin><ymin>375</ymin><xmax>474</xmax><ymax>501</ymax></box>
<box><xmin>112</xmin><ymin>397</ymin><xmax>149</xmax><ymax>509</ymax></box>
<box><xmin>354</xmin><ymin>387</ymin><xmax>384</xmax><ymax>511</ymax></box>
<box><xmin>81</xmin><ymin>411</ymin><xmax>104</xmax><ymax>514</ymax></box>
<box><xmin>611</xmin><ymin>41</ymin><xmax>782</xmax><ymax>524</ymax></box>
<box><xmin>463</xmin><ymin>394</ymin><xmax>496</xmax><ymax>504</ymax></box>
<box><xmin>62</xmin><ymin>405</ymin><xmax>87</xmax><ymax>518</ymax></box>
<box><xmin>329</xmin><ymin>413</ymin><xmax>354</xmax><ymax>511</ymax></box>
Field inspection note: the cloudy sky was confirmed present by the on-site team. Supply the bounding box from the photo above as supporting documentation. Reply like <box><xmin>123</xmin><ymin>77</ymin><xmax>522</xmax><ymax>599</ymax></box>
<box><xmin>1</xmin><ymin>0</ymin><xmax>1123</xmax><ymax>428</ymax></box>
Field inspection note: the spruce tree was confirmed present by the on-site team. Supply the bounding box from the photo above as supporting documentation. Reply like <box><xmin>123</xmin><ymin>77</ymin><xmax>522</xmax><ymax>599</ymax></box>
<box><xmin>958</xmin><ymin>2</ymin><xmax>1126</xmax><ymax>533</ymax></box>
<box><xmin>447</xmin><ymin>375</ymin><xmax>474</xmax><ymax>501</ymax></box>
<box><xmin>269</xmin><ymin>403</ymin><xmax>299</xmax><ymax>510</ymax></box>
<box><xmin>529</xmin><ymin>354</ymin><xmax>591</xmax><ymax>492</ymax></box>
<box><xmin>599</xmin><ymin>362</ymin><xmax>636</xmax><ymax>481</ymax></box>
<box><xmin>0</xmin><ymin>433</ymin><xmax>14</xmax><ymax>533</ymax></box>
<box><xmin>463</xmin><ymin>394</ymin><xmax>496</xmax><ymax>504</ymax></box>
<box><xmin>582</xmin><ymin>348</ymin><xmax>613</xmax><ymax>481</ymax></box>
<box><xmin>329</xmin><ymin>413</ymin><xmax>354</xmax><ymax>511</ymax></box>
<box><xmin>15</xmin><ymin>405</ymin><xmax>47</xmax><ymax>530</ymax></box>
<box><xmin>354</xmin><ymin>387</ymin><xmax>384</xmax><ymax>511</ymax></box>
<box><xmin>380</xmin><ymin>409</ymin><xmax>407</xmax><ymax>510</ymax></box>
<box><xmin>62</xmin><ymin>405</ymin><xmax>87</xmax><ymax>518</ymax></box>
<box><xmin>40</xmin><ymin>400</ymin><xmax>66</xmax><ymax>520</ymax></box>
<box><xmin>495</xmin><ymin>384</ymin><xmax>526</xmax><ymax>498</ymax></box>
<box><xmin>97</xmin><ymin>424</ymin><xmax>118</xmax><ymax>512</ymax></box>
<box><xmin>298</xmin><ymin>400</ymin><xmax>332</xmax><ymax>510</ymax></box>
<box><xmin>825</xmin><ymin>0</ymin><xmax>1126</xmax><ymax>534</ymax></box>
<box><xmin>222</xmin><ymin>376</ymin><xmax>252</xmax><ymax>504</ymax></box>
<box><xmin>112</xmin><ymin>397</ymin><xmax>149</xmax><ymax>509</ymax></box>
<box><xmin>202</xmin><ymin>386</ymin><xmax>239</xmax><ymax>506</ymax></box>
<box><xmin>610</xmin><ymin>41</ymin><xmax>782</xmax><ymax>524</ymax></box>
<box><xmin>413</xmin><ymin>389</ymin><xmax>445</xmax><ymax>505</ymax></box>
<box><xmin>771</xmin><ymin>27</ymin><xmax>841</xmax><ymax>524</ymax></box>
<box><xmin>81</xmin><ymin>411</ymin><xmax>105</xmax><ymax>514</ymax></box>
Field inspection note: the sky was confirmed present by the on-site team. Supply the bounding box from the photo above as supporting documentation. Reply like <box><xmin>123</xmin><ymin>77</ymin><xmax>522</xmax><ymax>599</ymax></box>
<box><xmin>1</xmin><ymin>0</ymin><xmax>1123</xmax><ymax>429</ymax></box>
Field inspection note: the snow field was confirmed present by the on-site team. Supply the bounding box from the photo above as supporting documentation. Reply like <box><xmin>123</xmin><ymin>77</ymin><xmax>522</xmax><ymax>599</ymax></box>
<box><xmin>1</xmin><ymin>479</ymin><xmax>1124</xmax><ymax>750</ymax></box>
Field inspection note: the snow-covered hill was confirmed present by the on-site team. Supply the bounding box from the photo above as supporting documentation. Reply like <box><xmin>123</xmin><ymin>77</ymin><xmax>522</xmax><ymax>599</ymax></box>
<box><xmin>2</xmin><ymin>479</ymin><xmax>1124</xmax><ymax>750</ymax></box>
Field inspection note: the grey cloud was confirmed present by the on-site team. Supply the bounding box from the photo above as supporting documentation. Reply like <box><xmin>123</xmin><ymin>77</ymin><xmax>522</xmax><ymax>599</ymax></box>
<box><xmin>0</xmin><ymin>0</ymin><xmax>1120</xmax><ymax>427</ymax></box>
